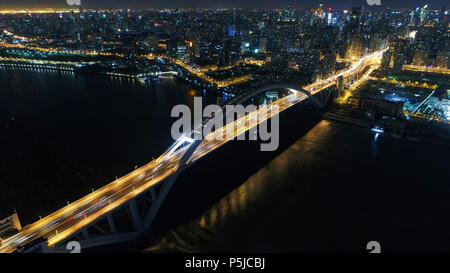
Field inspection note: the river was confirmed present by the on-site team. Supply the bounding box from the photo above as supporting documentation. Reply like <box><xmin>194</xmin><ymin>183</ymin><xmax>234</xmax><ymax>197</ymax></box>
<box><xmin>1</xmin><ymin>67</ymin><xmax>449</xmax><ymax>252</ymax></box>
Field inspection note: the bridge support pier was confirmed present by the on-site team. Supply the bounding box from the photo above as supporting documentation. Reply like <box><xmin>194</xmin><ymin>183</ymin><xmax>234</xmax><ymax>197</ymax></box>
<box><xmin>107</xmin><ymin>212</ymin><xmax>117</xmax><ymax>234</ymax></box>
<box><xmin>142</xmin><ymin>175</ymin><xmax>176</xmax><ymax>231</ymax></box>
<box><xmin>40</xmin><ymin>242</ymin><xmax>49</xmax><ymax>253</ymax></box>
<box><xmin>129</xmin><ymin>199</ymin><xmax>142</xmax><ymax>230</ymax></box>
<box><xmin>150</xmin><ymin>188</ymin><xmax>157</xmax><ymax>203</ymax></box>
<box><xmin>82</xmin><ymin>227</ymin><xmax>90</xmax><ymax>239</ymax></box>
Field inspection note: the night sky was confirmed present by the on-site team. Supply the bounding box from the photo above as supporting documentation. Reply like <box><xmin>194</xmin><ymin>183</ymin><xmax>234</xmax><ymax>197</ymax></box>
<box><xmin>0</xmin><ymin>0</ymin><xmax>447</xmax><ymax>10</ymax></box>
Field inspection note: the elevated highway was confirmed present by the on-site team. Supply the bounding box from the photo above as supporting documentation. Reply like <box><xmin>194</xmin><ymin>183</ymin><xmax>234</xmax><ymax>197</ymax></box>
<box><xmin>0</xmin><ymin>49</ymin><xmax>385</xmax><ymax>253</ymax></box>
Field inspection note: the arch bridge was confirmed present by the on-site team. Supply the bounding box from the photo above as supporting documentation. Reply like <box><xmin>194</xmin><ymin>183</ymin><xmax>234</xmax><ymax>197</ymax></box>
<box><xmin>0</xmin><ymin>49</ymin><xmax>385</xmax><ymax>253</ymax></box>
<box><xmin>0</xmin><ymin>82</ymin><xmax>330</xmax><ymax>253</ymax></box>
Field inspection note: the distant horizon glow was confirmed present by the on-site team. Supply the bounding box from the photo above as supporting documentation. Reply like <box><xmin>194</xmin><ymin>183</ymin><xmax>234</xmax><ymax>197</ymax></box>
<box><xmin>0</xmin><ymin>0</ymin><xmax>448</xmax><ymax>10</ymax></box>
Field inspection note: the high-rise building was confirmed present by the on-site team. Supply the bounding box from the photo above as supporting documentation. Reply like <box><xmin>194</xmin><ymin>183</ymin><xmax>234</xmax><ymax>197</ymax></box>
<box><xmin>336</xmin><ymin>75</ymin><xmax>344</xmax><ymax>98</ymax></box>
<box><xmin>259</xmin><ymin>38</ymin><xmax>267</xmax><ymax>53</ymax></box>
<box><xmin>419</xmin><ymin>5</ymin><xmax>428</xmax><ymax>24</ymax></box>
<box><xmin>177</xmin><ymin>43</ymin><xmax>187</xmax><ymax>61</ymax></box>
<box><xmin>228</xmin><ymin>24</ymin><xmax>236</xmax><ymax>37</ymax></box>
<box><xmin>349</xmin><ymin>7</ymin><xmax>362</xmax><ymax>33</ymax></box>
<box><xmin>409</xmin><ymin>9</ymin><xmax>415</xmax><ymax>25</ymax></box>
<box><xmin>393</xmin><ymin>52</ymin><xmax>405</xmax><ymax>72</ymax></box>
<box><xmin>391</xmin><ymin>39</ymin><xmax>407</xmax><ymax>72</ymax></box>
<box><xmin>381</xmin><ymin>50</ymin><xmax>392</xmax><ymax>72</ymax></box>
<box><xmin>441</xmin><ymin>6</ymin><xmax>448</xmax><ymax>25</ymax></box>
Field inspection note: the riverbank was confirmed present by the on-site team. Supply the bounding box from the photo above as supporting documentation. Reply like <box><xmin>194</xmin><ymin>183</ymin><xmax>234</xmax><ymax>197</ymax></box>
<box><xmin>324</xmin><ymin>107</ymin><xmax>450</xmax><ymax>148</ymax></box>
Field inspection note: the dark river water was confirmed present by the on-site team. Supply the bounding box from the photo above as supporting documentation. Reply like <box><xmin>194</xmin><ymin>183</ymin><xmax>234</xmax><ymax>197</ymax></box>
<box><xmin>1</xmin><ymin>67</ymin><xmax>450</xmax><ymax>252</ymax></box>
<box><xmin>143</xmin><ymin>117</ymin><xmax>450</xmax><ymax>253</ymax></box>
<box><xmin>0</xmin><ymin>67</ymin><xmax>208</xmax><ymax>177</ymax></box>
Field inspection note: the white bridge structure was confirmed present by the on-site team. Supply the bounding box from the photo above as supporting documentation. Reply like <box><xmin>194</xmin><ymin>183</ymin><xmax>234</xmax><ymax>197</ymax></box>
<box><xmin>0</xmin><ymin>50</ymin><xmax>385</xmax><ymax>253</ymax></box>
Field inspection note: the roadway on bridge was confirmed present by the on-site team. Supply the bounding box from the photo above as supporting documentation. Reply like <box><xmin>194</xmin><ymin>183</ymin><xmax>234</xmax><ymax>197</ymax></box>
<box><xmin>0</xmin><ymin>49</ymin><xmax>385</xmax><ymax>253</ymax></box>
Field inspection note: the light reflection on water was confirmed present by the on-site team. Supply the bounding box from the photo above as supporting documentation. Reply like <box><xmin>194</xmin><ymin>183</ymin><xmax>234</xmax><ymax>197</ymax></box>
<box><xmin>144</xmin><ymin>120</ymin><xmax>334</xmax><ymax>253</ymax></box>
<box><xmin>144</xmin><ymin>118</ymin><xmax>450</xmax><ymax>252</ymax></box>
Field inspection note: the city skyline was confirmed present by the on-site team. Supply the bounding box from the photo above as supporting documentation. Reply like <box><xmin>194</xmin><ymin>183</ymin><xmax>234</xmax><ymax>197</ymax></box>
<box><xmin>0</xmin><ymin>0</ymin><xmax>448</xmax><ymax>10</ymax></box>
<box><xmin>0</xmin><ymin>0</ymin><xmax>449</xmax><ymax>256</ymax></box>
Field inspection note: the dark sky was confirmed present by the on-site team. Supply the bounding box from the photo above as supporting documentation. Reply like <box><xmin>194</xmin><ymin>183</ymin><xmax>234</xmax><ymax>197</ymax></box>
<box><xmin>0</xmin><ymin>0</ymin><xmax>447</xmax><ymax>10</ymax></box>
